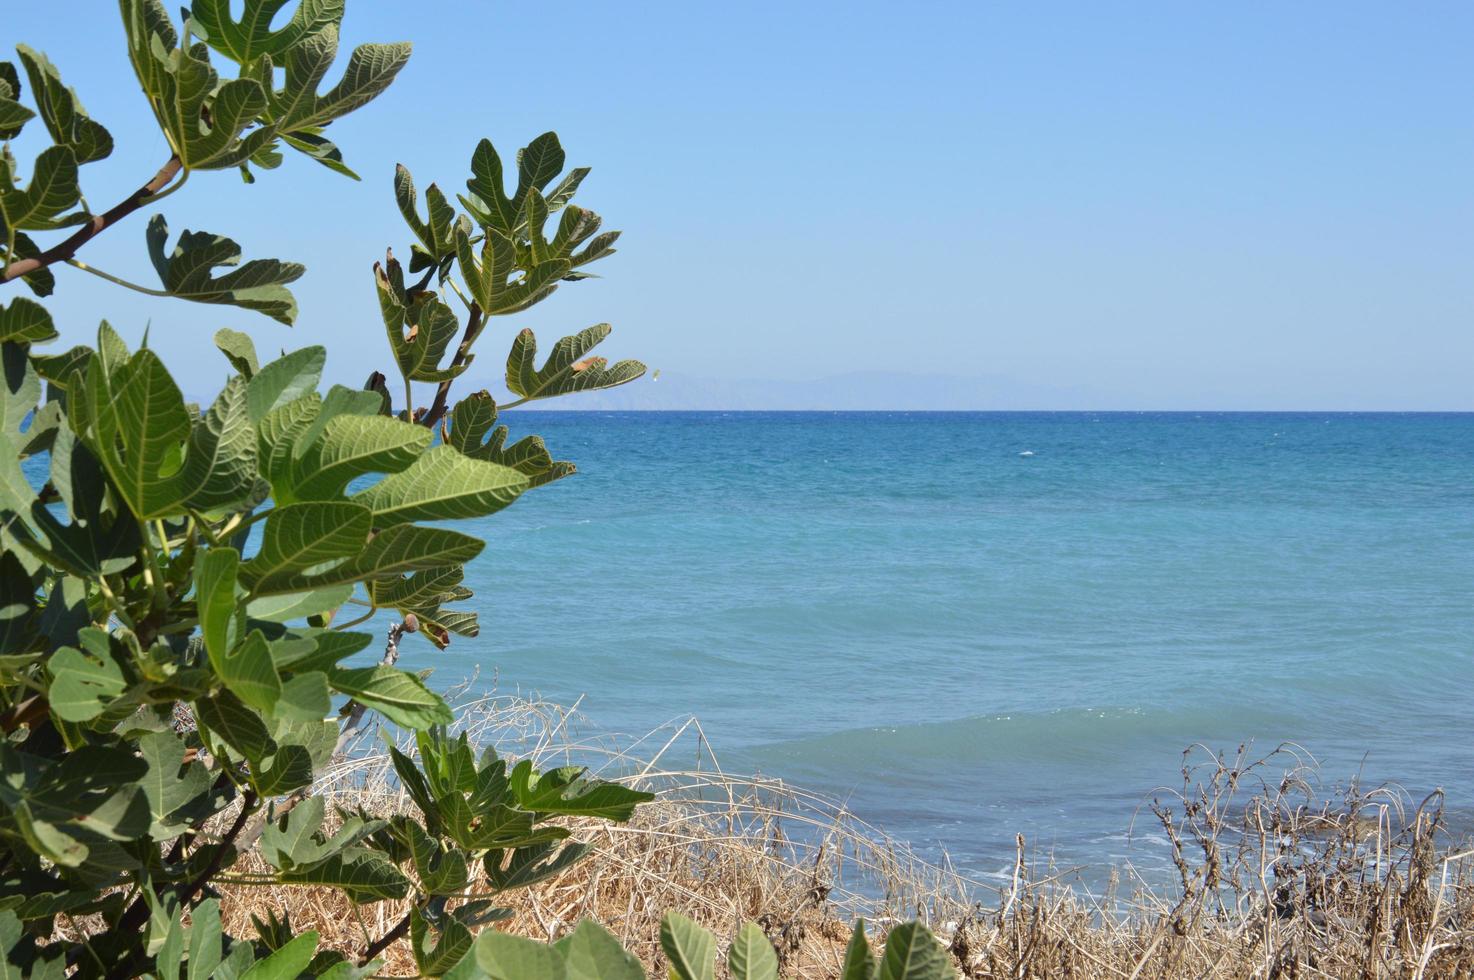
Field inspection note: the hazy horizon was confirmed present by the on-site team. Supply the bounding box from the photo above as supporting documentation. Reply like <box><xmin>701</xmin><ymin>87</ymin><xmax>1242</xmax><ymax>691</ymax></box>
<box><xmin>412</xmin><ymin>368</ymin><xmax>1474</xmax><ymax>414</ymax></box>
<box><xmin>176</xmin><ymin>365</ymin><xmax>1474</xmax><ymax>414</ymax></box>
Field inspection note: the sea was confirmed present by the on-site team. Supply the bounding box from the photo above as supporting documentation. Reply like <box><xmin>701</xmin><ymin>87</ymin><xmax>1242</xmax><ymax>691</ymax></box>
<box><xmin>439</xmin><ymin>411</ymin><xmax>1474</xmax><ymax>887</ymax></box>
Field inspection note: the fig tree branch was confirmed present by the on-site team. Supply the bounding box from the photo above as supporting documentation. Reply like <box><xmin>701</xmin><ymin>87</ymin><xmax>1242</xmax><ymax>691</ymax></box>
<box><xmin>2</xmin><ymin>155</ymin><xmax>184</xmax><ymax>285</ymax></box>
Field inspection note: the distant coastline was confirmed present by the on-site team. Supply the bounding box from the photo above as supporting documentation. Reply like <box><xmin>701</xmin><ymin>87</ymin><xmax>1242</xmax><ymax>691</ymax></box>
<box><xmin>448</xmin><ymin>370</ymin><xmax>1474</xmax><ymax>413</ymax></box>
<box><xmin>180</xmin><ymin>368</ymin><xmax>1474</xmax><ymax>413</ymax></box>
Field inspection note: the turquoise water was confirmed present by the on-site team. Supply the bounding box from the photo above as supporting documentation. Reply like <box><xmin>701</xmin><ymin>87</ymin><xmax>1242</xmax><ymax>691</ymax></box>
<box><xmin>443</xmin><ymin>411</ymin><xmax>1474</xmax><ymax>882</ymax></box>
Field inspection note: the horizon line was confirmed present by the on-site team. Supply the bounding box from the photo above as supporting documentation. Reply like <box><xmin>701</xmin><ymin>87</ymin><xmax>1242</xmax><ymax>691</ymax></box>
<box><xmin>511</xmin><ymin>407</ymin><xmax>1474</xmax><ymax>415</ymax></box>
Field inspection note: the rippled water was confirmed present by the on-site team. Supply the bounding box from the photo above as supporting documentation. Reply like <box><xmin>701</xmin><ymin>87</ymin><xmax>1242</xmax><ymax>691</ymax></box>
<box><xmin>435</xmin><ymin>411</ymin><xmax>1474</xmax><ymax>882</ymax></box>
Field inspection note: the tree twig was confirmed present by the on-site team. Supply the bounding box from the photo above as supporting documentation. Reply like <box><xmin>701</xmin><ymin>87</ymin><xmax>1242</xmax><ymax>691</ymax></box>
<box><xmin>407</xmin><ymin>265</ymin><xmax>436</xmax><ymax>297</ymax></box>
<box><xmin>102</xmin><ymin>786</ymin><xmax>259</xmax><ymax>980</ymax></box>
<box><xmin>360</xmin><ymin>911</ymin><xmax>412</xmax><ymax>965</ymax></box>
<box><xmin>2</xmin><ymin>155</ymin><xmax>183</xmax><ymax>285</ymax></box>
<box><xmin>0</xmin><ymin>694</ymin><xmax>49</xmax><ymax>734</ymax></box>
<box><xmin>420</xmin><ymin>305</ymin><xmax>483</xmax><ymax>428</ymax></box>
<box><xmin>334</xmin><ymin>615</ymin><xmax>416</xmax><ymax>757</ymax></box>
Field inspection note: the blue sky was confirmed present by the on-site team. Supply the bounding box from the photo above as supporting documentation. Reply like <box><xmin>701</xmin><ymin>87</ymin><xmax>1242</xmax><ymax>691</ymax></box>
<box><xmin>8</xmin><ymin>2</ymin><xmax>1473</xmax><ymax>408</ymax></box>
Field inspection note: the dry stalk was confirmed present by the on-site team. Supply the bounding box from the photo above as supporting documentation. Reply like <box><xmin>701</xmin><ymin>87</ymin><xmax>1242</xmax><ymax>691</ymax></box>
<box><xmin>211</xmin><ymin>700</ymin><xmax>1473</xmax><ymax>978</ymax></box>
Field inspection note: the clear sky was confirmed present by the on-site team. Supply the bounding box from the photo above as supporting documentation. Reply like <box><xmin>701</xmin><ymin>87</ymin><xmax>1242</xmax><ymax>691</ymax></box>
<box><xmin>7</xmin><ymin>2</ymin><xmax>1473</xmax><ymax>408</ymax></box>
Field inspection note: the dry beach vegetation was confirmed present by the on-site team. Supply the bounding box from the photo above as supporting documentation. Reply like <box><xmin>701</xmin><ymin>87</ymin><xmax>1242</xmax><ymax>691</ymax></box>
<box><xmin>209</xmin><ymin>691</ymin><xmax>1474</xmax><ymax>978</ymax></box>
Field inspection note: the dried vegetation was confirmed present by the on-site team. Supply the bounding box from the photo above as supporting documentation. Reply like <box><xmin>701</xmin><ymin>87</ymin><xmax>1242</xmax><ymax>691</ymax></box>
<box><xmin>216</xmin><ymin>694</ymin><xmax>1474</xmax><ymax>978</ymax></box>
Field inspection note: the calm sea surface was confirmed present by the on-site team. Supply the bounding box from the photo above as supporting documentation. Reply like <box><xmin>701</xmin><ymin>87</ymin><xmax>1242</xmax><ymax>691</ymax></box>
<box><xmin>434</xmin><ymin>411</ymin><xmax>1474</xmax><ymax>884</ymax></box>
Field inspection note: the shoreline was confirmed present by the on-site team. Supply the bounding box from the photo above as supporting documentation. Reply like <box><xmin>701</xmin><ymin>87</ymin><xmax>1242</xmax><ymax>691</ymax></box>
<box><xmin>207</xmin><ymin>694</ymin><xmax>1474</xmax><ymax>977</ymax></box>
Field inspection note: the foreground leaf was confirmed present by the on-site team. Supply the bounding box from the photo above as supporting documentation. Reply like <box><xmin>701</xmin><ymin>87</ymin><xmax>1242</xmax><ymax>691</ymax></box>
<box><xmin>47</xmin><ymin>635</ymin><xmax>126</xmax><ymax>722</ymax></box>
<box><xmin>290</xmin><ymin>414</ymin><xmax>431</xmax><ymax>501</ymax></box>
<box><xmin>729</xmin><ymin>922</ymin><xmax>779</xmax><ymax>980</ymax></box>
<box><xmin>184</xmin><ymin>376</ymin><xmax>259</xmax><ymax>510</ymax></box>
<box><xmin>195</xmin><ymin>547</ymin><xmax>242</xmax><ymax>679</ymax></box>
<box><xmin>275</xmin><ymin>852</ymin><xmax>409</xmax><ymax>903</ymax></box>
<box><xmin>555</xmin><ymin>920</ymin><xmax>643</xmax><ymax>980</ymax></box>
<box><xmin>83</xmin><ymin>346</ymin><xmax>191</xmax><ymax>519</ymax></box>
<box><xmin>240</xmin><ymin>502</ymin><xmax>372</xmax><ymax>591</ymax></box>
<box><xmin>841</xmin><ymin>920</ymin><xmax>877</xmax><ymax>980</ymax></box>
<box><xmin>475</xmin><ymin>931</ymin><xmax>565</xmax><ymax>980</ymax></box>
<box><xmin>410</xmin><ymin>907</ymin><xmax>473</xmax><ymax>977</ymax></box>
<box><xmin>246</xmin><ymin>524</ymin><xmax>485</xmax><ymax>595</ymax></box>
<box><xmin>878</xmin><ymin>922</ymin><xmax>955</xmax><ymax>980</ymax></box>
<box><xmin>660</xmin><ymin>913</ymin><xmax>716</xmax><ymax>980</ymax></box>
<box><xmin>249</xmin><ymin>347</ymin><xmax>326</xmax><ymax>422</ymax></box>
<box><xmin>350</xmin><ymin>447</ymin><xmax>525</xmax><ymax>526</ymax></box>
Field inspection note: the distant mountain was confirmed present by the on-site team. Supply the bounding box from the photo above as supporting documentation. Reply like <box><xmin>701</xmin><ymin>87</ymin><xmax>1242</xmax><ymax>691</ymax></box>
<box><xmin>463</xmin><ymin>370</ymin><xmax>1111</xmax><ymax>411</ymax></box>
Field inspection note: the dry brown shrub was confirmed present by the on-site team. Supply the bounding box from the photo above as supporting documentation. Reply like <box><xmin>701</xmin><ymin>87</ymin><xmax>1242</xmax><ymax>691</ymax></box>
<box><xmin>215</xmin><ymin>694</ymin><xmax>1474</xmax><ymax>978</ymax></box>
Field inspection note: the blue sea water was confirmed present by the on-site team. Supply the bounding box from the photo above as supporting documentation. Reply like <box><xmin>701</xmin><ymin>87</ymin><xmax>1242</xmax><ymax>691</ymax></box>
<box><xmin>438</xmin><ymin>411</ymin><xmax>1474</xmax><ymax>883</ymax></box>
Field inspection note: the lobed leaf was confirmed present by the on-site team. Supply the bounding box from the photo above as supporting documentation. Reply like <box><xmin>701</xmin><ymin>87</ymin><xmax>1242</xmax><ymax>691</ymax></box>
<box><xmin>454</xmin><ymin>226</ymin><xmax>568</xmax><ymax>317</ymax></box>
<box><xmin>18</xmin><ymin>425</ymin><xmax>139</xmax><ymax>577</ymax></box>
<box><xmin>46</xmin><ymin>636</ymin><xmax>126</xmax><ymax>722</ymax></box>
<box><xmin>445</xmin><ymin>391</ymin><xmax>575</xmax><ymax>489</ymax></box>
<box><xmin>195</xmin><ymin>689</ymin><xmax>274</xmax><ymax>762</ymax></box>
<box><xmin>246</xmin><ymin>523</ymin><xmax>486</xmax><ymax>596</ymax></box>
<box><xmin>80</xmin><ymin>344</ymin><xmax>192</xmax><ymax>519</ymax></box>
<box><xmin>483</xmin><ymin>840</ymin><xmax>587</xmax><ymax>892</ymax></box>
<box><xmin>376</xmin><ymin>257</ymin><xmax>465</xmax><ymax>381</ymax></box>
<box><xmin>240</xmin><ymin>501</ymin><xmax>372</xmax><ymax>592</ymax></box>
<box><xmin>402</xmin><ymin>818</ymin><xmax>470</xmax><ymax>894</ymax></box>
<box><xmin>0</xmin><ymin>145</ymin><xmax>82</xmax><ymax>233</ymax></box>
<box><xmin>214</xmin><ymin>629</ymin><xmax>282</xmax><ymax>713</ymax></box>
<box><xmin>508</xmin><ymin>761</ymin><xmax>653</xmax><ymax>821</ymax></box>
<box><xmin>184</xmin><ymin>376</ymin><xmax>260</xmax><ymax>511</ymax></box>
<box><xmin>238</xmin><ymin>931</ymin><xmax>321</xmax><ymax>980</ymax></box>
<box><xmin>269</xmin><ymin>628</ymin><xmax>371</xmax><ymax>674</ymax></box>
<box><xmin>275</xmin><ymin>851</ymin><xmax>409</xmax><ymax>902</ymax></box>
<box><xmin>393</xmin><ymin>165</ymin><xmax>461</xmax><ymax>268</ymax></box>
<box><xmin>6</xmin><ymin>232</ymin><xmax>56</xmax><ymax>296</ymax></box>
<box><xmin>123</xmin><ymin>12</ymin><xmax>273</xmax><ymax>171</ymax></box>
<box><xmin>328</xmin><ymin>665</ymin><xmax>452</xmax><ymax>729</ymax></box>
<box><xmin>0</xmin><ymin>554</ymin><xmax>37</xmax><ymax>657</ymax></box>
<box><xmin>463</xmin><ymin>133</ymin><xmax>580</xmax><ymax>237</ymax></box>
<box><xmin>505</xmin><ymin>325</ymin><xmax>645</xmax><ymax>403</ymax></box>
<box><xmin>196</xmin><ymin>547</ymin><xmax>242</xmax><ymax>677</ymax></box>
<box><xmin>190</xmin><ymin>0</ymin><xmax>342</xmax><ymax>64</ymax></box>
<box><xmin>146</xmin><ymin>215</ymin><xmax>303</xmax><ymax>324</ymax></box>
<box><xmin>272</xmin><ymin>31</ymin><xmax>410</xmax><ymax>135</ymax></box>
<box><xmin>350</xmin><ymin>446</ymin><xmax>525</xmax><ymax>527</ymax></box>
<box><xmin>245</xmin><ymin>585</ymin><xmax>352</xmax><ymax>624</ymax></box>
<box><xmin>15</xmin><ymin>45</ymin><xmax>113</xmax><ymax>164</ymax></box>
<box><xmin>0</xmin><ymin>96</ymin><xmax>33</xmax><ymax>142</ymax></box>
<box><xmin>137</xmin><ymin>731</ymin><xmax>215</xmax><ymax>837</ymax></box>
<box><xmin>410</xmin><ymin>908</ymin><xmax>474</xmax><ymax>977</ymax></box>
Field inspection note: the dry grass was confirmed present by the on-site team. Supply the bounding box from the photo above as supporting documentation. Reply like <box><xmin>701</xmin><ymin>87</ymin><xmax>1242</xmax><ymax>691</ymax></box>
<box><xmin>216</xmin><ymin>694</ymin><xmax>1474</xmax><ymax>978</ymax></box>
